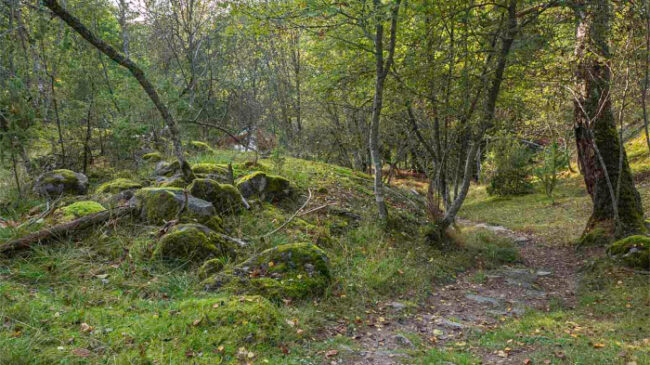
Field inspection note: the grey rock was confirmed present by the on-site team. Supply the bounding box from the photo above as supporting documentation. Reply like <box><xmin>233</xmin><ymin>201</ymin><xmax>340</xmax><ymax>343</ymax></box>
<box><xmin>393</xmin><ymin>334</ymin><xmax>414</xmax><ymax>348</ymax></box>
<box><xmin>536</xmin><ymin>270</ymin><xmax>552</xmax><ymax>277</ymax></box>
<box><xmin>34</xmin><ymin>170</ymin><xmax>88</xmax><ymax>197</ymax></box>
<box><xmin>465</xmin><ymin>294</ymin><xmax>501</xmax><ymax>306</ymax></box>
<box><xmin>435</xmin><ymin>318</ymin><xmax>466</xmax><ymax>329</ymax></box>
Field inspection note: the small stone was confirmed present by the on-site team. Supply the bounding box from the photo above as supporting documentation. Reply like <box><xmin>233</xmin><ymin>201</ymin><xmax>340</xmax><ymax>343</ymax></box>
<box><xmin>536</xmin><ymin>270</ymin><xmax>552</xmax><ymax>277</ymax></box>
<box><xmin>393</xmin><ymin>334</ymin><xmax>414</xmax><ymax>348</ymax></box>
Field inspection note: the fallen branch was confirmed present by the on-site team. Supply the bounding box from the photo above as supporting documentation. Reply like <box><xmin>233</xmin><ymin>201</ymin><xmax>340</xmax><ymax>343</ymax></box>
<box><xmin>298</xmin><ymin>203</ymin><xmax>333</xmax><ymax>216</ymax></box>
<box><xmin>0</xmin><ymin>206</ymin><xmax>136</xmax><ymax>256</ymax></box>
<box><xmin>218</xmin><ymin>233</ymin><xmax>250</xmax><ymax>248</ymax></box>
<box><xmin>250</xmin><ymin>189</ymin><xmax>312</xmax><ymax>240</ymax></box>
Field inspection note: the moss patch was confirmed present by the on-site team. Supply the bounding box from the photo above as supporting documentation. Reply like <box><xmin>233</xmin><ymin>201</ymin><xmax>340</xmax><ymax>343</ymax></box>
<box><xmin>188</xmin><ymin>140</ymin><xmax>213</xmax><ymax>153</ymax></box>
<box><xmin>142</xmin><ymin>151</ymin><xmax>163</xmax><ymax>162</ymax></box>
<box><xmin>95</xmin><ymin>178</ymin><xmax>142</xmax><ymax>194</ymax></box>
<box><xmin>191</xmin><ymin>163</ymin><xmax>228</xmax><ymax>175</ymax></box>
<box><xmin>189</xmin><ymin>178</ymin><xmax>243</xmax><ymax>214</ymax></box>
<box><xmin>607</xmin><ymin>235</ymin><xmax>650</xmax><ymax>269</ymax></box>
<box><xmin>60</xmin><ymin>200</ymin><xmax>106</xmax><ymax>221</ymax></box>
<box><xmin>153</xmin><ymin>224</ymin><xmax>234</xmax><ymax>262</ymax></box>
<box><xmin>198</xmin><ymin>258</ymin><xmax>226</xmax><ymax>279</ymax></box>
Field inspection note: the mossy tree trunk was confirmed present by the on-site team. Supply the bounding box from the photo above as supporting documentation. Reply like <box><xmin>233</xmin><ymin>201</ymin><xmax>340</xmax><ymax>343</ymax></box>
<box><xmin>573</xmin><ymin>0</ymin><xmax>646</xmax><ymax>241</ymax></box>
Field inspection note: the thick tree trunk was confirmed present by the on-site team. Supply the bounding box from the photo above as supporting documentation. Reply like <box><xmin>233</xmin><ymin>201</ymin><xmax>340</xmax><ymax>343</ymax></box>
<box><xmin>44</xmin><ymin>0</ymin><xmax>193</xmax><ymax>181</ymax></box>
<box><xmin>573</xmin><ymin>0</ymin><xmax>646</xmax><ymax>240</ymax></box>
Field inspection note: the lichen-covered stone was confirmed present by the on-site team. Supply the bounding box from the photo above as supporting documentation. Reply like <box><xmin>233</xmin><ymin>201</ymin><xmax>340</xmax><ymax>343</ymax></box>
<box><xmin>34</xmin><ymin>169</ymin><xmax>88</xmax><ymax>197</ymax></box>
<box><xmin>129</xmin><ymin>187</ymin><xmax>217</xmax><ymax>225</ymax></box>
<box><xmin>189</xmin><ymin>178</ymin><xmax>243</xmax><ymax>214</ymax></box>
<box><xmin>142</xmin><ymin>151</ymin><xmax>163</xmax><ymax>162</ymax></box>
<box><xmin>204</xmin><ymin>243</ymin><xmax>330</xmax><ymax>300</ymax></box>
<box><xmin>154</xmin><ymin>224</ymin><xmax>234</xmax><ymax>262</ymax></box>
<box><xmin>60</xmin><ymin>200</ymin><xmax>106</xmax><ymax>220</ymax></box>
<box><xmin>607</xmin><ymin>235</ymin><xmax>650</xmax><ymax>269</ymax></box>
<box><xmin>236</xmin><ymin>171</ymin><xmax>293</xmax><ymax>201</ymax></box>
<box><xmin>154</xmin><ymin>160</ymin><xmax>181</xmax><ymax>177</ymax></box>
<box><xmin>198</xmin><ymin>258</ymin><xmax>225</xmax><ymax>279</ymax></box>
<box><xmin>95</xmin><ymin>178</ymin><xmax>142</xmax><ymax>194</ymax></box>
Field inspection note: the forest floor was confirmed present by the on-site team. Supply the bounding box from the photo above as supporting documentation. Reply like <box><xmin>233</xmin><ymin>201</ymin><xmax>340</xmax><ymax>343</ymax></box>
<box><xmin>1</xmin><ymin>143</ymin><xmax>649</xmax><ymax>364</ymax></box>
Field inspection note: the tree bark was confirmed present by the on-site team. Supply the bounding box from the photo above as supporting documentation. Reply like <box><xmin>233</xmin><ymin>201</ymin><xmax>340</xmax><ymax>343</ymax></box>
<box><xmin>43</xmin><ymin>0</ymin><xmax>192</xmax><ymax>180</ymax></box>
<box><xmin>572</xmin><ymin>0</ymin><xmax>646</xmax><ymax>240</ymax></box>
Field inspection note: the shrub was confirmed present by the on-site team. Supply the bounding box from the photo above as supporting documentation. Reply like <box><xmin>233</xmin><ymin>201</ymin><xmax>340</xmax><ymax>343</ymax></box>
<box><xmin>483</xmin><ymin>136</ymin><xmax>533</xmax><ymax>196</ymax></box>
<box><xmin>534</xmin><ymin>142</ymin><xmax>569</xmax><ymax>202</ymax></box>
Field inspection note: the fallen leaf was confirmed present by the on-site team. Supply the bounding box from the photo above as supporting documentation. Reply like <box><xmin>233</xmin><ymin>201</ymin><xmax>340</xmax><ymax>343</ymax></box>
<box><xmin>593</xmin><ymin>343</ymin><xmax>606</xmax><ymax>348</ymax></box>
<box><xmin>192</xmin><ymin>319</ymin><xmax>201</xmax><ymax>326</ymax></box>
<box><xmin>325</xmin><ymin>349</ymin><xmax>338</xmax><ymax>358</ymax></box>
<box><xmin>523</xmin><ymin>359</ymin><xmax>532</xmax><ymax>365</ymax></box>
<box><xmin>80</xmin><ymin>323</ymin><xmax>93</xmax><ymax>333</ymax></box>
<box><xmin>71</xmin><ymin>348</ymin><xmax>91</xmax><ymax>357</ymax></box>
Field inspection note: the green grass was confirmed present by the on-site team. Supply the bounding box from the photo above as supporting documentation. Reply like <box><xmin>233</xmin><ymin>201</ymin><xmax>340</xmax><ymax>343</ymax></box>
<box><xmin>0</xmin><ymin>148</ymin><xmax>508</xmax><ymax>364</ymax></box>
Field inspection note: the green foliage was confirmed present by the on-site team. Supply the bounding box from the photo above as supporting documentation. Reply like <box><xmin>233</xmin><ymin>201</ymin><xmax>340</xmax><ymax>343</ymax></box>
<box><xmin>484</xmin><ymin>137</ymin><xmax>534</xmax><ymax>196</ymax></box>
<box><xmin>270</xmin><ymin>145</ymin><xmax>287</xmax><ymax>173</ymax></box>
<box><xmin>533</xmin><ymin>142</ymin><xmax>570</xmax><ymax>202</ymax></box>
<box><xmin>607</xmin><ymin>235</ymin><xmax>650</xmax><ymax>268</ymax></box>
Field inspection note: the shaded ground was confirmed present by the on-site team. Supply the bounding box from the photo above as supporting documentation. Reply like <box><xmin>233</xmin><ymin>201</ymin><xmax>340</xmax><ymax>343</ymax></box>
<box><xmin>328</xmin><ymin>219</ymin><xmax>588</xmax><ymax>365</ymax></box>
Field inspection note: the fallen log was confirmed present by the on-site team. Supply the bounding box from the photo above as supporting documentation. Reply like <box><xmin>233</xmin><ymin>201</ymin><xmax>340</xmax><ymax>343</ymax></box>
<box><xmin>0</xmin><ymin>205</ymin><xmax>136</xmax><ymax>256</ymax></box>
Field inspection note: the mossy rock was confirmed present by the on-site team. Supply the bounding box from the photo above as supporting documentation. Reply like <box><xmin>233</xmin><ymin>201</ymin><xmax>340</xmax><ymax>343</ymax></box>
<box><xmin>607</xmin><ymin>235</ymin><xmax>650</xmax><ymax>269</ymax></box>
<box><xmin>191</xmin><ymin>163</ymin><xmax>230</xmax><ymax>183</ymax></box>
<box><xmin>188</xmin><ymin>178</ymin><xmax>244</xmax><ymax>214</ymax></box>
<box><xmin>204</xmin><ymin>243</ymin><xmax>331</xmax><ymax>300</ymax></box>
<box><xmin>95</xmin><ymin>178</ymin><xmax>142</xmax><ymax>194</ymax></box>
<box><xmin>188</xmin><ymin>141</ymin><xmax>213</xmax><ymax>153</ymax></box>
<box><xmin>177</xmin><ymin>295</ymin><xmax>284</xmax><ymax>349</ymax></box>
<box><xmin>129</xmin><ymin>187</ymin><xmax>217</xmax><ymax>226</ymax></box>
<box><xmin>236</xmin><ymin>171</ymin><xmax>294</xmax><ymax>201</ymax></box>
<box><xmin>34</xmin><ymin>169</ymin><xmax>88</xmax><ymax>197</ymax></box>
<box><xmin>60</xmin><ymin>200</ymin><xmax>106</xmax><ymax>221</ymax></box>
<box><xmin>154</xmin><ymin>160</ymin><xmax>181</xmax><ymax>177</ymax></box>
<box><xmin>198</xmin><ymin>258</ymin><xmax>225</xmax><ymax>280</ymax></box>
<box><xmin>142</xmin><ymin>151</ymin><xmax>163</xmax><ymax>162</ymax></box>
<box><xmin>154</xmin><ymin>224</ymin><xmax>234</xmax><ymax>262</ymax></box>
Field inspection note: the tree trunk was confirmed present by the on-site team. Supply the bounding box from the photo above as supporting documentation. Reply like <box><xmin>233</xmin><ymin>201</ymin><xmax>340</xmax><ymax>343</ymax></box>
<box><xmin>369</xmin><ymin>0</ymin><xmax>401</xmax><ymax>221</ymax></box>
<box><xmin>43</xmin><ymin>0</ymin><xmax>192</xmax><ymax>181</ymax></box>
<box><xmin>572</xmin><ymin>0</ymin><xmax>646</xmax><ymax>240</ymax></box>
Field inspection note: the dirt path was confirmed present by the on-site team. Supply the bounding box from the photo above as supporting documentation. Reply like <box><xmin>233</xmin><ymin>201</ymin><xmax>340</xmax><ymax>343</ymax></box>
<box><xmin>330</xmin><ymin>220</ymin><xmax>586</xmax><ymax>365</ymax></box>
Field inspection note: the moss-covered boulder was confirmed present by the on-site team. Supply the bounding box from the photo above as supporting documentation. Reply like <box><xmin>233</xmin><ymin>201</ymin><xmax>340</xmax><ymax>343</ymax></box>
<box><xmin>191</xmin><ymin>163</ymin><xmax>230</xmax><ymax>183</ymax></box>
<box><xmin>60</xmin><ymin>200</ymin><xmax>106</xmax><ymax>221</ymax></box>
<box><xmin>154</xmin><ymin>160</ymin><xmax>181</xmax><ymax>177</ymax></box>
<box><xmin>236</xmin><ymin>171</ymin><xmax>293</xmax><ymax>201</ymax></box>
<box><xmin>95</xmin><ymin>178</ymin><xmax>142</xmax><ymax>194</ymax></box>
<box><xmin>204</xmin><ymin>243</ymin><xmax>330</xmax><ymax>300</ymax></box>
<box><xmin>154</xmin><ymin>224</ymin><xmax>234</xmax><ymax>262</ymax></box>
<box><xmin>607</xmin><ymin>235</ymin><xmax>650</xmax><ymax>269</ymax></box>
<box><xmin>188</xmin><ymin>141</ymin><xmax>213</xmax><ymax>153</ymax></box>
<box><xmin>189</xmin><ymin>178</ymin><xmax>243</xmax><ymax>214</ymax></box>
<box><xmin>142</xmin><ymin>151</ymin><xmax>163</xmax><ymax>162</ymax></box>
<box><xmin>34</xmin><ymin>169</ymin><xmax>88</xmax><ymax>197</ymax></box>
<box><xmin>129</xmin><ymin>187</ymin><xmax>217</xmax><ymax>226</ymax></box>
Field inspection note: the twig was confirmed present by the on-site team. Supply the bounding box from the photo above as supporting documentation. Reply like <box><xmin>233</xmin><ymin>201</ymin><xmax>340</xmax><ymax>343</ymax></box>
<box><xmin>298</xmin><ymin>203</ymin><xmax>333</xmax><ymax>216</ymax></box>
